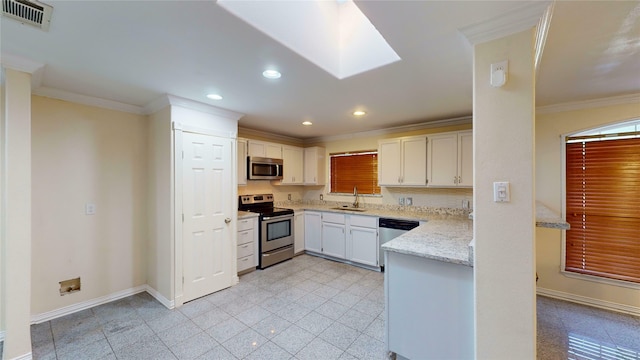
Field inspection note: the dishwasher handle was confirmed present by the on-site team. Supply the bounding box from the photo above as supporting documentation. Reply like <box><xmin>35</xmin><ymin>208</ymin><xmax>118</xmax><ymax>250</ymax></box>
<box><xmin>378</xmin><ymin>218</ymin><xmax>420</xmax><ymax>231</ymax></box>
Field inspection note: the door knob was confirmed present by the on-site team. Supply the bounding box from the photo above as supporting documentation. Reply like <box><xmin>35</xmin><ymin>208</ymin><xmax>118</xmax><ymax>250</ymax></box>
<box><xmin>225</xmin><ymin>218</ymin><xmax>231</xmax><ymax>224</ymax></box>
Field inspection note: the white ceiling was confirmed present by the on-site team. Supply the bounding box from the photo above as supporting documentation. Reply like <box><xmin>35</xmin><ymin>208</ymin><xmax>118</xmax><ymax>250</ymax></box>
<box><xmin>1</xmin><ymin>1</ymin><xmax>638</xmax><ymax>140</ymax></box>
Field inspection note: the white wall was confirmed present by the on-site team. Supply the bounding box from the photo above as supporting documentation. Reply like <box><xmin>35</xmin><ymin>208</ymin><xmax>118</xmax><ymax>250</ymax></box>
<box><xmin>147</xmin><ymin>106</ymin><xmax>173</xmax><ymax>303</ymax></box>
<box><xmin>31</xmin><ymin>96</ymin><xmax>148</xmax><ymax>316</ymax></box>
<box><xmin>2</xmin><ymin>69</ymin><xmax>34</xmax><ymax>359</ymax></box>
<box><xmin>473</xmin><ymin>29</ymin><xmax>537</xmax><ymax>359</ymax></box>
<box><xmin>536</xmin><ymin>101</ymin><xmax>640</xmax><ymax>311</ymax></box>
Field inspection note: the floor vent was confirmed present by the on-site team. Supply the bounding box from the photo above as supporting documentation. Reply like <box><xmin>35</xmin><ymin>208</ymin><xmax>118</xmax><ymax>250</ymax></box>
<box><xmin>2</xmin><ymin>0</ymin><xmax>52</xmax><ymax>31</ymax></box>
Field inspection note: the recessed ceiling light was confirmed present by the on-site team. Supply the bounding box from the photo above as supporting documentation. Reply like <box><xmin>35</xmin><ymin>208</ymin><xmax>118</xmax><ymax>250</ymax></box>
<box><xmin>206</xmin><ymin>94</ymin><xmax>223</xmax><ymax>100</ymax></box>
<box><xmin>262</xmin><ymin>69</ymin><xmax>282</xmax><ymax>79</ymax></box>
<box><xmin>302</xmin><ymin>121</ymin><xmax>313</xmax><ymax>126</ymax></box>
<box><xmin>353</xmin><ymin>110</ymin><xmax>366</xmax><ymax>116</ymax></box>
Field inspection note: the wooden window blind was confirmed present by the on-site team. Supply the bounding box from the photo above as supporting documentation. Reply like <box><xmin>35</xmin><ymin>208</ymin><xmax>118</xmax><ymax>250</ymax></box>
<box><xmin>565</xmin><ymin>136</ymin><xmax>640</xmax><ymax>283</ymax></box>
<box><xmin>330</xmin><ymin>151</ymin><xmax>380</xmax><ymax>195</ymax></box>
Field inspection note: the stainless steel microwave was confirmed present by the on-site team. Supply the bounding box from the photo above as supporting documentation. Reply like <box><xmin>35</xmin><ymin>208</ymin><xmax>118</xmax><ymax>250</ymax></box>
<box><xmin>248</xmin><ymin>156</ymin><xmax>283</xmax><ymax>180</ymax></box>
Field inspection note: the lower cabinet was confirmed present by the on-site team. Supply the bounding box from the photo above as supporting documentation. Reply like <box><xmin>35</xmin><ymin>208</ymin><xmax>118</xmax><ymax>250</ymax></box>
<box><xmin>305</xmin><ymin>211</ymin><xmax>378</xmax><ymax>268</ymax></box>
<box><xmin>304</xmin><ymin>211</ymin><xmax>322</xmax><ymax>253</ymax></box>
<box><xmin>294</xmin><ymin>211</ymin><xmax>305</xmax><ymax>254</ymax></box>
<box><xmin>237</xmin><ymin>216</ymin><xmax>258</xmax><ymax>274</ymax></box>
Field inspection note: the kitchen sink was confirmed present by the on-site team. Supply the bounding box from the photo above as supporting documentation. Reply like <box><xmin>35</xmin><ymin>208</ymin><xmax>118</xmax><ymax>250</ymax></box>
<box><xmin>330</xmin><ymin>207</ymin><xmax>367</xmax><ymax>212</ymax></box>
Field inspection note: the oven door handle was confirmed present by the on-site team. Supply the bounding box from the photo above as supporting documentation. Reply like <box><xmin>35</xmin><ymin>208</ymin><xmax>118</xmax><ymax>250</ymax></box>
<box><xmin>262</xmin><ymin>215</ymin><xmax>293</xmax><ymax>221</ymax></box>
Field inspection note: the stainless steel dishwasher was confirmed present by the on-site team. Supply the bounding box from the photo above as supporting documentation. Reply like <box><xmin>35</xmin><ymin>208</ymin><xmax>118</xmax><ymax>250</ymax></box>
<box><xmin>379</xmin><ymin>218</ymin><xmax>420</xmax><ymax>270</ymax></box>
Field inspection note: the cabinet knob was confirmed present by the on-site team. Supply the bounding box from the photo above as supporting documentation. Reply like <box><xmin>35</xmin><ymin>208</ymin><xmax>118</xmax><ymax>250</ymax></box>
<box><xmin>225</xmin><ymin>218</ymin><xmax>231</xmax><ymax>224</ymax></box>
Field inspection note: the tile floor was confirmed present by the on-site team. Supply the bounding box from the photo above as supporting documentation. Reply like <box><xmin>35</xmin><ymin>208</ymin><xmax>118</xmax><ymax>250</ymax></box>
<box><xmin>7</xmin><ymin>254</ymin><xmax>640</xmax><ymax>359</ymax></box>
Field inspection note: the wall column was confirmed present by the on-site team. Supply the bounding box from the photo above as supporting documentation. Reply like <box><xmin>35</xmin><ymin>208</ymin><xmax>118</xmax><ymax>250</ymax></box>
<box><xmin>1</xmin><ymin>68</ymin><xmax>33</xmax><ymax>359</ymax></box>
<box><xmin>473</xmin><ymin>29</ymin><xmax>537</xmax><ymax>359</ymax></box>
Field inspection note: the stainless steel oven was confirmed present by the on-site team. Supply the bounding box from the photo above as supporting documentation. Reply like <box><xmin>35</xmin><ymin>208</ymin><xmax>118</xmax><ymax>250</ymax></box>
<box><xmin>239</xmin><ymin>194</ymin><xmax>294</xmax><ymax>269</ymax></box>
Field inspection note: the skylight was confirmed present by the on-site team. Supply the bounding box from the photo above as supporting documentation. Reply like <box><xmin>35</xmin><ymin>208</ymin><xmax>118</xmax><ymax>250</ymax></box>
<box><xmin>217</xmin><ymin>0</ymin><xmax>401</xmax><ymax>79</ymax></box>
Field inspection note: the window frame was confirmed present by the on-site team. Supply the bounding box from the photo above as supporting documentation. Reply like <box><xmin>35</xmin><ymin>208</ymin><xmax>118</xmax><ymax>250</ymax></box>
<box><xmin>329</xmin><ymin>150</ymin><xmax>382</xmax><ymax>196</ymax></box>
<box><xmin>560</xmin><ymin>121</ymin><xmax>640</xmax><ymax>290</ymax></box>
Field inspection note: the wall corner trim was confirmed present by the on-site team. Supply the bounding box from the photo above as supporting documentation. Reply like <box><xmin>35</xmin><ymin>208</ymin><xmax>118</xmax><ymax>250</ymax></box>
<box><xmin>145</xmin><ymin>285</ymin><xmax>175</xmax><ymax>310</ymax></box>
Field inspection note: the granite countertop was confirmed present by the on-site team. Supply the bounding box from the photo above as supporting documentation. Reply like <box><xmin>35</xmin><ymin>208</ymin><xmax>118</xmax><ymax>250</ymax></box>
<box><xmin>382</xmin><ymin>219</ymin><xmax>474</xmax><ymax>267</ymax></box>
<box><xmin>285</xmin><ymin>203</ymin><xmax>468</xmax><ymax>222</ymax></box>
<box><xmin>238</xmin><ymin>211</ymin><xmax>259</xmax><ymax>219</ymax></box>
<box><xmin>467</xmin><ymin>202</ymin><xmax>570</xmax><ymax>230</ymax></box>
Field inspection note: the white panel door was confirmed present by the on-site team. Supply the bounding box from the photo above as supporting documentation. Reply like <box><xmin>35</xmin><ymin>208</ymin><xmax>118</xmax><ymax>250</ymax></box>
<box><xmin>182</xmin><ymin>132</ymin><xmax>233</xmax><ymax>303</ymax></box>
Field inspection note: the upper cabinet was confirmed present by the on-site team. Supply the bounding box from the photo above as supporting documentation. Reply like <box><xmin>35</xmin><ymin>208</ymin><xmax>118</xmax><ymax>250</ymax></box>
<box><xmin>238</xmin><ymin>138</ymin><xmax>248</xmax><ymax>186</ymax></box>
<box><xmin>378</xmin><ymin>136</ymin><xmax>427</xmax><ymax>186</ymax></box>
<box><xmin>304</xmin><ymin>146</ymin><xmax>326</xmax><ymax>185</ymax></box>
<box><xmin>248</xmin><ymin>140</ymin><xmax>282</xmax><ymax>159</ymax></box>
<box><xmin>281</xmin><ymin>145</ymin><xmax>304</xmax><ymax>184</ymax></box>
<box><xmin>427</xmin><ymin>130</ymin><xmax>472</xmax><ymax>187</ymax></box>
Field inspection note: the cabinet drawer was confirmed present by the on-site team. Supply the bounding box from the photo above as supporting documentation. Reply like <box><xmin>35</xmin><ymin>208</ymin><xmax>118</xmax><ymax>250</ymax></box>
<box><xmin>323</xmin><ymin>212</ymin><xmax>345</xmax><ymax>224</ymax></box>
<box><xmin>238</xmin><ymin>218</ymin><xmax>254</xmax><ymax>231</ymax></box>
<box><xmin>238</xmin><ymin>229</ymin><xmax>253</xmax><ymax>245</ymax></box>
<box><xmin>237</xmin><ymin>254</ymin><xmax>255</xmax><ymax>272</ymax></box>
<box><xmin>349</xmin><ymin>215</ymin><xmax>377</xmax><ymax>228</ymax></box>
<box><xmin>237</xmin><ymin>242</ymin><xmax>253</xmax><ymax>258</ymax></box>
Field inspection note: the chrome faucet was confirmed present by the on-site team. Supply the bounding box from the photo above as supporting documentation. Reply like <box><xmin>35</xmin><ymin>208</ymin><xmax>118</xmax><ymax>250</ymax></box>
<box><xmin>352</xmin><ymin>186</ymin><xmax>359</xmax><ymax>208</ymax></box>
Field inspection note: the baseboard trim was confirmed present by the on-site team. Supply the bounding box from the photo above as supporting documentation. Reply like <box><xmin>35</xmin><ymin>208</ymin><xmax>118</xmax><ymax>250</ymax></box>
<box><xmin>537</xmin><ymin>287</ymin><xmax>640</xmax><ymax>317</ymax></box>
<box><xmin>30</xmin><ymin>285</ymin><xmax>147</xmax><ymax>324</ymax></box>
<box><xmin>144</xmin><ymin>285</ymin><xmax>175</xmax><ymax>309</ymax></box>
<box><xmin>7</xmin><ymin>352</ymin><xmax>32</xmax><ymax>360</ymax></box>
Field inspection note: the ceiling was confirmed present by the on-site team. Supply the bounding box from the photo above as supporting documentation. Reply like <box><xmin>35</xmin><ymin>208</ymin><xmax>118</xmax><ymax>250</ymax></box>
<box><xmin>1</xmin><ymin>1</ymin><xmax>638</xmax><ymax>140</ymax></box>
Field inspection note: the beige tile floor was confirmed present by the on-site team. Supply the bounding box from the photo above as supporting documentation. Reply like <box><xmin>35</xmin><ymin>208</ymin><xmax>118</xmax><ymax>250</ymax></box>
<box><xmin>8</xmin><ymin>254</ymin><xmax>640</xmax><ymax>359</ymax></box>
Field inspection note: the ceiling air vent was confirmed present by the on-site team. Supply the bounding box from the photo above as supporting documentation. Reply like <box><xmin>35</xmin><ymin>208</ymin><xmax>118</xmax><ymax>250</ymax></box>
<box><xmin>2</xmin><ymin>0</ymin><xmax>52</xmax><ymax>31</ymax></box>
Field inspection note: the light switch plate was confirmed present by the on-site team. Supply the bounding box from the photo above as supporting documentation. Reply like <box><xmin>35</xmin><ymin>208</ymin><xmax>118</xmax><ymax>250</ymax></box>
<box><xmin>493</xmin><ymin>182</ymin><xmax>510</xmax><ymax>202</ymax></box>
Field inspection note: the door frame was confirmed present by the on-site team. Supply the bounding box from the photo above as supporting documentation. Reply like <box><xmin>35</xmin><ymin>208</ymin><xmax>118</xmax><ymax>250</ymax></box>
<box><xmin>173</xmin><ymin>122</ymin><xmax>239</xmax><ymax>308</ymax></box>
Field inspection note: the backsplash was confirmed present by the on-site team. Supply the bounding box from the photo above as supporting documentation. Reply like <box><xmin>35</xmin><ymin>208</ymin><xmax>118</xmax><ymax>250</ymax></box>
<box><xmin>276</xmin><ymin>198</ymin><xmax>471</xmax><ymax>217</ymax></box>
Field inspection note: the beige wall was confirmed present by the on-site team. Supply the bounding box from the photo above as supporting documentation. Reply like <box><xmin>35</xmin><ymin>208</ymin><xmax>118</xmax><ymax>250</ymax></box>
<box><xmin>240</xmin><ymin>123</ymin><xmax>473</xmax><ymax>208</ymax></box>
<box><xmin>147</xmin><ymin>106</ymin><xmax>173</xmax><ymax>302</ymax></box>
<box><xmin>31</xmin><ymin>96</ymin><xmax>148</xmax><ymax>315</ymax></box>
<box><xmin>536</xmin><ymin>101</ymin><xmax>640</xmax><ymax>310</ymax></box>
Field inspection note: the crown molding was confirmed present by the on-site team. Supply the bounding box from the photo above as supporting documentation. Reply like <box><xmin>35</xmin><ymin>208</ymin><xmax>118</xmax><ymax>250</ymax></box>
<box><xmin>459</xmin><ymin>1</ymin><xmax>551</xmax><ymax>45</ymax></box>
<box><xmin>238</xmin><ymin>126</ymin><xmax>305</xmax><ymax>146</ymax></box>
<box><xmin>536</xmin><ymin>93</ymin><xmax>640</xmax><ymax>115</ymax></box>
<box><xmin>33</xmin><ymin>86</ymin><xmax>146</xmax><ymax>114</ymax></box>
<box><xmin>304</xmin><ymin>116</ymin><xmax>472</xmax><ymax>144</ymax></box>
<box><xmin>145</xmin><ymin>94</ymin><xmax>244</xmax><ymax>121</ymax></box>
<box><xmin>0</xmin><ymin>53</ymin><xmax>45</xmax><ymax>74</ymax></box>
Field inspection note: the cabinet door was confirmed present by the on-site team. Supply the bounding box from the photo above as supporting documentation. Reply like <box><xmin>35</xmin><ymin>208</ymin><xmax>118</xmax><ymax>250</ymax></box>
<box><xmin>282</xmin><ymin>146</ymin><xmax>304</xmax><ymax>184</ymax></box>
<box><xmin>237</xmin><ymin>139</ymin><xmax>247</xmax><ymax>185</ymax></box>
<box><xmin>266</xmin><ymin>143</ymin><xmax>282</xmax><ymax>159</ymax></box>
<box><xmin>322</xmin><ymin>222</ymin><xmax>346</xmax><ymax>259</ymax></box>
<box><xmin>427</xmin><ymin>133</ymin><xmax>458</xmax><ymax>186</ymax></box>
<box><xmin>304</xmin><ymin>147</ymin><xmax>326</xmax><ymax>185</ymax></box>
<box><xmin>401</xmin><ymin>136</ymin><xmax>427</xmax><ymax>185</ymax></box>
<box><xmin>294</xmin><ymin>211</ymin><xmax>305</xmax><ymax>254</ymax></box>
<box><xmin>248</xmin><ymin>140</ymin><xmax>266</xmax><ymax>157</ymax></box>
<box><xmin>378</xmin><ymin>139</ymin><xmax>401</xmax><ymax>185</ymax></box>
<box><xmin>349</xmin><ymin>226</ymin><xmax>378</xmax><ymax>267</ymax></box>
<box><xmin>304</xmin><ymin>212</ymin><xmax>322</xmax><ymax>253</ymax></box>
<box><xmin>457</xmin><ymin>131</ymin><xmax>473</xmax><ymax>187</ymax></box>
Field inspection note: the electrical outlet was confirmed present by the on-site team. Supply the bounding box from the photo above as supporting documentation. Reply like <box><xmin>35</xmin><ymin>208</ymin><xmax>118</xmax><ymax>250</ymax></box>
<box><xmin>320</xmin><ymin>194</ymin><xmax>324</xmax><ymax>201</ymax></box>
<box><xmin>288</xmin><ymin>194</ymin><xmax>291</xmax><ymax>201</ymax></box>
<box><xmin>462</xmin><ymin>200</ymin><xmax>470</xmax><ymax>209</ymax></box>
<box><xmin>399</xmin><ymin>197</ymin><xmax>405</xmax><ymax>206</ymax></box>
<box><xmin>406</xmin><ymin>197</ymin><xmax>413</xmax><ymax>206</ymax></box>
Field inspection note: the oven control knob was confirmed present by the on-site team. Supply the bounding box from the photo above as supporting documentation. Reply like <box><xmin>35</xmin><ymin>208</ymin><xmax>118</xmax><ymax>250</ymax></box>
<box><xmin>225</xmin><ymin>218</ymin><xmax>231</xmax><ymax>224</ymax></box>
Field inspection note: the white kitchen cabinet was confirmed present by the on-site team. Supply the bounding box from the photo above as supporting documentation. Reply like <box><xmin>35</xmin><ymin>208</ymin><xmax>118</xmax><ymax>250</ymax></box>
<box><xmin>237</xmin><ymin>138</ymin><xmax>247</xmax><ymax>186</ymax></box>
<box><xmin>304</xmin><ymin>211</ymin><xmax>322</xmax><ymax>253</ymax></box>
<box><xmin>294</xmin><ymin>211</ymin><xmax>305</xmax><ymax>254</ymax></box>
<box><xmin>237</xmin><ymin>216</ymin><xmax>258</xmax><ymax>274</ymax></box>
<box><xmin>282</xmin><ymin>145</ymin><xmax>304</xmax><ymax>184</ymax></box>
<box><xmin>378</xmin><ymin>136</ymin><xmax>427</xmax><ymax>186</ymax></box>
<box><xmin>427</xmin><ymin>130</ymin><xmax>472</xmax><ymax>187</ymax></box>
<box><xmin>248</xmin><ymin>140</ymin><xmax>282</xmax><ymax>159</ymax></box>
<box><xmin>304</xmin><ymin>146</ymin><xmax>326</xmax><ymax>185</ymax></box>
<box><xmin>347</xmin><ymin>215</ymin><xmax>378</xmax><ymax>267</ymax></box>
